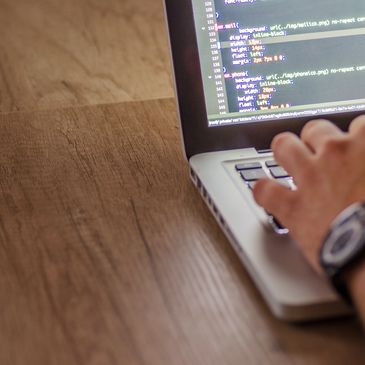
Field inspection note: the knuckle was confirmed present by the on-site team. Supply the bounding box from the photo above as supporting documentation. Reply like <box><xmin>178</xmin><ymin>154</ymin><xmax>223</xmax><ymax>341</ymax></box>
<box><xmin>301</xmin><ymin>120</ymin><xmax>319</xmax><ymax>138</ymax></box>
<box><xmin>272</xmin><ymin>132</ymin><xmax>292</xmax><ymax>150</ymax></box>
<box><xmin>305</xmin><ymin>119</ymin><xmax>318</xmax><ymax>130</ymax></box>
<box><xmin>351</xmin><ymin>114</ymin><xmax>365</xmax><ymax>125</ymax></box>
<box><xmin>354</xmin><ymin>118</ymin><xmax>365</xmax><ymax>135</ymax></box>
<box><xmin>321</xmin><ymin>137</ymin><xmax>349</xmax><ymax>154</ymax></box>
<box><xmin>272</xmin><ymin>133</ymin><xmax>297</xmax><ymax>161</ymax></box>
<box><xmin>301</xmin><ymin>119</ymin><xmax>331</xmax><ymax>141</ymax></box>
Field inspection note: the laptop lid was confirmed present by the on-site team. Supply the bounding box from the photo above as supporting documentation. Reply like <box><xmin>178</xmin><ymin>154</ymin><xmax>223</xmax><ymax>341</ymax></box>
<box><xmin>165</xmin><ymin>0</ymin><xmax>365</xmax><ymax>159</ymax></box>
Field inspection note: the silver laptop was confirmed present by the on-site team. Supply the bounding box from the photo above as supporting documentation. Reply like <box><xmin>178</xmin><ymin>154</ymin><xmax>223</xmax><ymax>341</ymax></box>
<box><xmin>163</xmin><ymin>0</ymin><xmax>365</xmax><ymax>321</ymax></box>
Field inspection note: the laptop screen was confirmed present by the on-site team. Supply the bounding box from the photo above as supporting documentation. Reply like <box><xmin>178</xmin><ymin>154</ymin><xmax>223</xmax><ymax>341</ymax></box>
<box><xmin>192</xmin><ymin>0</ymin><xmax>365</xmax><ymax>127</ymax></box>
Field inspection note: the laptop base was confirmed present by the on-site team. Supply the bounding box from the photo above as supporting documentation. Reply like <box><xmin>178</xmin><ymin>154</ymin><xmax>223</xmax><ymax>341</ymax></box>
<box><xmin>190</xmin><ymin>148</ymin><xmax>352</xmax><ymax>322</ymax></box>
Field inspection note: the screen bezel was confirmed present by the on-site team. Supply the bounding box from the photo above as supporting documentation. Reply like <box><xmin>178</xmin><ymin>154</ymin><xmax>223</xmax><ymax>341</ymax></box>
<box><xmin>164</xmin><ymin>0</ymin><xmax>364</xmax><ymax>159</ymax></box>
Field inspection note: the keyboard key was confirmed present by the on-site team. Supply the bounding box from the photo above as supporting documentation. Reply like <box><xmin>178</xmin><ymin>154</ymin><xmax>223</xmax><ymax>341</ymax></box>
<box><xmin>270</xmin><ymin>166</ymin><xmax>289</xmax><ymax>179</ymax></box>
<box><xmin>235</xmin><ymin>162</ymin><xmax>262</xmax><ymax>171</ymax></box>
<box><xmin>276</xmin><ymin>178</ymin><xmax>292</xmax><ymax>189</ymax></box>
<box><xmin>265</xmin><ymin>160</ymin><xmax>278</xmax><ymax>168</ymax></box>
<box><xmin>241</xmin><ymin>169</ymin><xmax>267</xmax><ymax>181</ymax></box>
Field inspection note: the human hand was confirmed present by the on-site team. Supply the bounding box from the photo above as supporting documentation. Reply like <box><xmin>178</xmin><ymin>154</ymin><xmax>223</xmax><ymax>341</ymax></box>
<box><xmin>253</xmin><ymin>116</ymin><xmax>365</xmax><ymax>273</ymax></box>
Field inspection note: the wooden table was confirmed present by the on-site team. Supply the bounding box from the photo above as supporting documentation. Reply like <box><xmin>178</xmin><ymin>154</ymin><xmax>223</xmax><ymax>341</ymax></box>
<box><xmin>0</xmin><ymin>1</ymin><xmax>364</xmax><ymax>365</ymax></box>
<box><xmin>0</xmin><ymin>0</ymin><xmax>173</xmax><ymax>113</ymax></box>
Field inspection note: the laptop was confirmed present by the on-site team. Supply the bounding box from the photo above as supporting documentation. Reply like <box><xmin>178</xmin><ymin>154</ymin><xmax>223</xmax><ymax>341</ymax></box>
<box><xmin>163</xmin><ymin>0</ymin><xmax>365</xmax><ymax>321</ymax></box>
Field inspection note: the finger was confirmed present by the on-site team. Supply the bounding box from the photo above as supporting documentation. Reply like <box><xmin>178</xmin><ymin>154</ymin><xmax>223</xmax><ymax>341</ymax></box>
<box><xmin>349</xmin><ymin>115</ymin><xmax>365</xmax><ymax>136</ymax></box>
<box><xmin>271</xmin><ymin>132</ymin><xmax>313</xmax><ymax>180</ymax></box>
<box><xmin>300</xmin><ymin>119</ymin><xmax>344</xmax><ymax>153</ymax></box>
<box><xmin>253</xmin><ymin>178</ymin><xmax>296</xmax><ymax>222</ymax></box>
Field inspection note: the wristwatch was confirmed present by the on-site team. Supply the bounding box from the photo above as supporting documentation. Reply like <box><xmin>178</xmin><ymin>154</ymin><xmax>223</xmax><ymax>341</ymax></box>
<box><xmin>320</xmin><ymin>202</ymin><xmax>365</xmax><ymax>305</ymax></box>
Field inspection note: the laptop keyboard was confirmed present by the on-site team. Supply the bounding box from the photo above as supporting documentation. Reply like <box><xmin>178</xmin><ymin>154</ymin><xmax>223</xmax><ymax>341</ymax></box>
<box><xmin>235</xmin><ymin>160</ymin><xmax>294</xmax><ymax>234</ymax></box>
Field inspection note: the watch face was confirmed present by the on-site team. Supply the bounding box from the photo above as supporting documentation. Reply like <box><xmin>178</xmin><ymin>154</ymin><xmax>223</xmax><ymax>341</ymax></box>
<box><xmin>331</xmin><ymin>229</ymin><xmax>354</xmax><ymax>255</ymax></box>
<box><xmin>322</xmin><ymin>218</ymin><xmax>364</xmax><ymax>266</ymax></box>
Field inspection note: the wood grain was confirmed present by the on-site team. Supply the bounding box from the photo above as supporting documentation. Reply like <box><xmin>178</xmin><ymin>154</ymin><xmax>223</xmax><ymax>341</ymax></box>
<box><xmin>0</xmin><ymin>0</ymin><xmax>173</xmax><ymax>113</ymax></box>
<box><xmin>0</xmin><ymin>98</ymin><xmax>363</xmax><ymax>365</ymax></box>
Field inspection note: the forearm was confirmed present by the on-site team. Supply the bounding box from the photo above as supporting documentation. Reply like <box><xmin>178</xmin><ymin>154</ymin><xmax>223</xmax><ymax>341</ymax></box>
<box><xmin>348</xmin><ymin>261</ymin><xmax>365</xmax><ymax>326</ymax></box>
